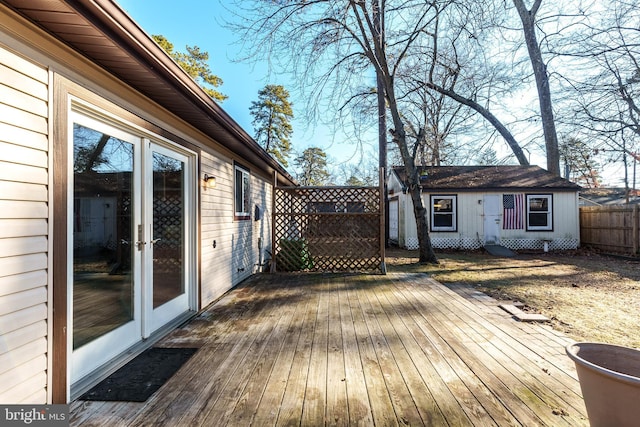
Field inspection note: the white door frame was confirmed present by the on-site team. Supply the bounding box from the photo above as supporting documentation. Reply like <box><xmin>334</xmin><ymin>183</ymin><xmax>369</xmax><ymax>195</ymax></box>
<box><xmin>68</xmin><ymin>109</ymin><xmax>197</xmax><ymax>388</ymax></box>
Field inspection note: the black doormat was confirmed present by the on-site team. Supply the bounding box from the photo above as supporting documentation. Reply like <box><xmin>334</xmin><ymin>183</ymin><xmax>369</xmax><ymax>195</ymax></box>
<box><xmin>80</xmin><ymin>347</ymin><xmax>198</xmax><ymax>402</ymax></box>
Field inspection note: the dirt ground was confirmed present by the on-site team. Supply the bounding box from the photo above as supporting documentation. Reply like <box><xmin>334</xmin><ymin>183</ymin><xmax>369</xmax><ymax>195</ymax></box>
<box><xmin>386</xmin><ymin>247</ymin><xmax>640</xmax><ymax>349</ymax></box>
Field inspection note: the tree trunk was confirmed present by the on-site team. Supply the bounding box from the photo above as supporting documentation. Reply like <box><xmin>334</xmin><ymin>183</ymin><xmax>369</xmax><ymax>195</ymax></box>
<box><xmin>513</xmin><ymin>0</ymin><xmax>560</xmax><ymax>176</ymax></box>
<box><xmin>407</xmin><ymin>170</ymin><xmax>438</xmax><ymax>263</ymax></box>
<box><xmin>83</xmin><ymin>134</ymin><xmax>110</xmax><ymax>173</ymax></box>
<box><xmin>386</xmin><ymin>86</ymin><xmax>438</xmax><ymax>264</ymax></box>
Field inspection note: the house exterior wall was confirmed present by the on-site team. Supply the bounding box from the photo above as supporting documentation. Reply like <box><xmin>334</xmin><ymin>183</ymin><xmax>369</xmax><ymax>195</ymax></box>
<box><xmin>397</xmin><ymin>190</ymin><xmax>580</xmax><ymax>251</ymax></box>
<box><xmin>200</xmin><ymin>151</ymin><xmax>273</xmax><ymax>306</ymax></box>
<box><xmin>0</xmin><ymin>6</ymin><xmax>282</xmax><ymax>403</ymax></box>
<box><xmin>0</xmin><ymin>42</ymin><xmax>50</xmax><ymax>404</ymax></box>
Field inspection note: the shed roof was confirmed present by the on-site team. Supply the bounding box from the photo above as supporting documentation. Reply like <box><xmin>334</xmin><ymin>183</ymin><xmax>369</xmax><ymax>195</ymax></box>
<box><xmin>392</xmin><ymin>165</ymin><xmax>581</xmax><ymax>192</ymax></box>
<box><xmin>1</xmin><ymin>0</ymin><xmax>295</xmax><ymax>186</ymax></box>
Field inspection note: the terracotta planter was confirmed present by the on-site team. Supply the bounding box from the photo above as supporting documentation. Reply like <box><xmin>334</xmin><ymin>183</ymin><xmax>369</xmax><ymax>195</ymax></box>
<box><xmin>566</xmin><ymin>342</ymin><xmax>640</xmax><ymax>427</ymax></box>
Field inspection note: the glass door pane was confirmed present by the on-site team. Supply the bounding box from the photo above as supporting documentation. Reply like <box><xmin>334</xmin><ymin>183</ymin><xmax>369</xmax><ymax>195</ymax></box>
<box><xmin>72</xmin><ymin>123</ymin><xmax>136</xmax><ymax>349</ymax></box>
<box><xmin>151</xmin><ymin>150</ymin><xmax>185</xmax><ymax>308</ymax></box>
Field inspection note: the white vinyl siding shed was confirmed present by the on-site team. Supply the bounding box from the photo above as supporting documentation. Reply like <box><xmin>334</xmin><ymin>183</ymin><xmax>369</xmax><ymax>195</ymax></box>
<box><xmin>388</xmin><ymin>166</ymin><xmax>581</xmax><ymax>252</ymax></box>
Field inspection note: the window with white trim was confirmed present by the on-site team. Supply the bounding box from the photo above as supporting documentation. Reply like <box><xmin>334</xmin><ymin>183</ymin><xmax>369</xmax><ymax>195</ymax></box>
<box><xmin>526</xmin><ymin>194</ymin><xmax>553</xmax><ymax>231</ymax></box>
<box><xmin>234</xmin><ymin>164</ymin><xmax>251</xmax><ymax>219</ymax></box>
<box><xmin>430</xmin><ymin>195</ymin><xmax>457</xmax><ymax>232</ymax></box>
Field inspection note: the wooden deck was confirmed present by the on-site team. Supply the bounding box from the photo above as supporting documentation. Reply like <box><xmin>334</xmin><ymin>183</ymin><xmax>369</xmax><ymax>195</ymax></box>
<box><xmin>70</xmin><ymin>272</ymin><xmax>588</xmax><ymax>426</ymax></box>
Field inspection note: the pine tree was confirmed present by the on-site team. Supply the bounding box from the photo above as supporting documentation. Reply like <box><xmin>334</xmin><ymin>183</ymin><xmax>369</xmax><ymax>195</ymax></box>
<box><xmin>152</xmin><ymin>35</ymin><xmax>227</xmax><ymax>102</ymax></box>
<box><xmin>295</xmin><ymin>147</ymin><xmax>330</xmax><ymax>186</ymax></box>
<box><xmin>250</xmin><ymin>85</ymin><xmax>294</xmax><ymax>167</ymax></box>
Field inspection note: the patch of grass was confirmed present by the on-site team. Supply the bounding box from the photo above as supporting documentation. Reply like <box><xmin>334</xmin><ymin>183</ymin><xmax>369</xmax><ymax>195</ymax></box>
<box><xmin>386</xmin><ymin>248</ymin><xmax>640</xmax><ymax>349</ymax></box>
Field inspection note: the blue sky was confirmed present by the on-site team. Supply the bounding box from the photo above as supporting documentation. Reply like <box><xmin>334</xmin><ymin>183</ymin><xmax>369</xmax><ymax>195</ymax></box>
<box><xmin>117</xmin><ymin>0</ymin><xmax>370</xmax><ymax>173</ymax></box>
<box><xmin>117</xmin><ymin>0</ymin><xmax>276</xmax><ymax>130</ymax></box>
<box><xmin>116</xmin><ymin>0</ymin><xmax>632</xmax><ymax>187</ymax></box>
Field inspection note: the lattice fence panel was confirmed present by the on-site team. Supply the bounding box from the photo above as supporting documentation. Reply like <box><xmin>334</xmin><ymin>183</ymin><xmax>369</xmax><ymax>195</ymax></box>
<box><xmin>273</xmin><ymin>186</ymin><xmax>383</xmax><ymax>273</ymax></box>
<box><xmin>153</xmin><ymin>192</ymin><xmax>183</xmax><ymax>275</ymax></box>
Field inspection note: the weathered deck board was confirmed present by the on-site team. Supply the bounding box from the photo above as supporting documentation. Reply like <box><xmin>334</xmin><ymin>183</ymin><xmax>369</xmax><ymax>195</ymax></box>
<box><xmin>276</xmin><ymin>276</ymin><xmax>320</xmax><ymax>426</ymax></box>
<box><xmin>325</xmin><ymin>276</ymin><xmax>348</xmax><ymax>426</ymax></box>
<box><xmin>337</xmin><ymin>278</ymin><xmax>374</xmax><ymax>426</ymax></box>
<box><xmin>393</xmin><ymin>277</ymin><xmax>548</xmax><ymax>426</ymax></box>
<box><xmin>371</xmin><ymin>277</ymin><xmax>497</xmax><ymax>426</ymax></box>
<box><xmin>70</xmin><ymin>272</ymin><xmax>589</xmax><ymax>426</ymax></box>
<box><xmin>345</xmin><ymin>280</ymin><xmax>398</xmax><ymax>426</ymax></box>
<box><xmin>444</xmin><ymin>281</ymin><xmax>581</xmax><ymax>384</ymax></box>
<box><xmin>301</xmin><ymin>275</ymin><xmax>330</xmax><ymax>426</ymax></box>
<box><xmin>416</xmin><ymin>278</ymin><xmax>582</xmax><ymax>425</ymax></box>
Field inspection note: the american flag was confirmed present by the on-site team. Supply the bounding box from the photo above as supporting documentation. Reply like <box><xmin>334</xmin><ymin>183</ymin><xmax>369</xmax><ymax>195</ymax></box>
<box><xmin>503</xmin><ymin>194</ymin><xmax>524</xmax><ymax>229</ymax></box>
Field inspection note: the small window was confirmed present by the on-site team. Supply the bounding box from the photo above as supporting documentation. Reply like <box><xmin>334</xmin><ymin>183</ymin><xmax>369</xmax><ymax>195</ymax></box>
<box><xmin>526</xmin><ymin>194</ymin><xmax>553</xmax><ymax>231</ymax></box>
<box><xmin>430</xmin><ymin>195</ymin><xmax>457</xmax><ymax>232</ymax></box>
<box><xmin>234</xmin><ymin>164</ymin><xmax>250</xmax><ymax>220</ymax></box>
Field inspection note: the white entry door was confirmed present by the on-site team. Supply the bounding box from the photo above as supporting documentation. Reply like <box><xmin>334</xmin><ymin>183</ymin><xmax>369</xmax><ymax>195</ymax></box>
<box><xmin>70</xmin><ymin>112</ymin><xmax>195</xmax><ymax>386</ymax></box>
<box><xmin>483</xmin><ymin>194</ymin><xmax>501</xmax><ymax>244</ymax></box>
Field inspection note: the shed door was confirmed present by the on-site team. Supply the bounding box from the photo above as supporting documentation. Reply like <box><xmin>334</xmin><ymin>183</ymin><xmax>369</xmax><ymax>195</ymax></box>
<box><xmin>389</xmin><ymin>199</ymin><xmax>399</xmax><ymax>242</ymax></box>
<box><xmin>483</xmin><ymin>195</ymin><xmax>501</xmax><ymax>244</ymax></box>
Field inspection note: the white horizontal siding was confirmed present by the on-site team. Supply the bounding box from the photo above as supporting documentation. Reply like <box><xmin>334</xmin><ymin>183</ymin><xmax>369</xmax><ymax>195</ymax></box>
<box><xmin>400</xmin><ymin>190</ymin><xmax>580</xmax><ymax>249</ymax></box>
<box><xmin>0</xmin><ymin>287</ymin><xmax>48</xmax><ymax>316</ymax></box>
<box><xmin>0</xmin><ymin>63</ymin><xmax>47</xmax><ymax>100</ymax></box>
<box><xmin>0</xmin><ymin>122</ymin><xmax>48</xmax><ymax>152</ymax></box>
<box><xmin>0</xmin><ymin>141</ymin><xmax>48</xmax><ymax>168</ymax></box>
<box><xmin>0</xmin><ymin>338</ymin><xmax>47</xmax><ymax>375</ymax></box>
<box><xmin>0</xmin><ymin>253</ymin><xmax>47</xmax><ymax>276</ymax></box>
<box><xmin>0</xmin><ymin>43</ymin><xmax>49</xmax><ymax>404</ymax></box>
<box><xmin>0</xmin><ymin>181</ymin><xmax>48</xmax><ymax>202</ymax></box>
<box><xmin>0</xmin><ymin>201</ymin><xmax>48</xmax><ymax>219</ymax></box>
<box><xmin>0</xmin><ymin>321</ymin><xmax>47</xmax><ymax>360</ymax></box>
<box><xmin>0</xmin><ymin>355</ymin><xmax>47</xmax><ymax>397</ymax></box>
<box><xmin>199</xmin><ymin>151</ymin><xmax>274</xmax><ymax>307</ymax></box>
<box><xmin>0</xmin><ymin>371</ymin><xmax>47</xmax><ymax>404</ymax></box>
<box><xmin>0</xmin><ymin>82</ymin><xmax>48</xmax><ymax>117</ymax></box>
<box><xmin>0</xmin><ymin>219</ymin><xmax>48</xmax><ymax>239</ymax></box>
<box><xmin>0</xmin><ymin>103</ymin><xmax>47</xmax><ymax>134</ymax></box>
<box><xmin>200</xmin><ymin>151</ymin><xmax>234</xmax><ymax>305</ymax></box>
<box><xmin>0</xmin><ymin>160</ymin><xmax>48</xmax><ymax>185</ymax></box>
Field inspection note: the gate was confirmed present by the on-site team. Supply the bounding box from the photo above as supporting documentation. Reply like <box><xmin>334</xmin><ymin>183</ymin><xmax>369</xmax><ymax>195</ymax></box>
<box><xmin>272</xmin><ymin>186</ymin><xmax>385</xmax><ymax>273</ymax></box>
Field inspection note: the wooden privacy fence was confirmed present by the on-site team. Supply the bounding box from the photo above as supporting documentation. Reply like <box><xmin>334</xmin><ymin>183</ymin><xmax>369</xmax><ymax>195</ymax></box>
<box><xmin>272</xmin><ymin>186</ymin><xmax>385</xmax><ymax>273</ymax></box>
<box><xmin>580</xmin><ymin>205</ymin><xmax>639</xmax><ymax>256</ymax></box>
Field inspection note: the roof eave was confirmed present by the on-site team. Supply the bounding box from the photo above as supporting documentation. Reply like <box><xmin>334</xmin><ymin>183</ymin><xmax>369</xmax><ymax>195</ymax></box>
<box><xmin>4</xmin><ymin>0</ymin><xmax>295</xmax><ymax>185</ymax></box>
<box><xmin>83</xmin><ymin>0</ymin><xmax>296</xmax><ymax>185</ymax></box>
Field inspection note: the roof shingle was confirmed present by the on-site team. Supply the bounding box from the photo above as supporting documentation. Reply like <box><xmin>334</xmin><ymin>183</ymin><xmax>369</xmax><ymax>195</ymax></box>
<box><xmin>392</xmin><ymin>165</ymin><xmax>581</xmax><ymax>191</ymax></box>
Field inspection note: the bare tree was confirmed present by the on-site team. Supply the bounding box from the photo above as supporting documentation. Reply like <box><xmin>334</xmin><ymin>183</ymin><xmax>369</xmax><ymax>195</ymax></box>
<box><xmin>554</xmin><ymin>0</ymin><xmax>640</xmax><ymax>191</ymax></box>
<box><xmin>409</xmin><ymin>0</ymin><xmax>532</xmax><ymax>166</ymax></box>
<box><xmin>230</xmin><ymin>0</ymin><xmax>593</xmax><ymax>261</ymax></box>
<box><xmin>512</xmin><ymin>0</ymin><xmax>561</xmax><ymax>175</ymax></box>
<box><xmin>230</xmin><ymin>0</ymin><xmax>454</xmax><ymax>262</ymax></box>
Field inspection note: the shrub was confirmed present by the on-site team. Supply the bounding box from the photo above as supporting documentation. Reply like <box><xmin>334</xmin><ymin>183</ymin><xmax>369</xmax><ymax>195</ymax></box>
<box><xmin>276</xmin><ymin>238</ymin><xmax>313</xmax><ymax>271</ymax></box>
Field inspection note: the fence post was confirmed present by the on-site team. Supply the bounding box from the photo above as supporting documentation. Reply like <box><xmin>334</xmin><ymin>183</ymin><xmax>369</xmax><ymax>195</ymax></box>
<box><xmin>634</xmin><ymin>204</ymin><xmax>639</xmax><ymax>255</ymax></box>
<box><xmin>379</xmin><ymin>167</ymin><xmax>387</xmax><ymax>274</ymax></box>
<box><xmin>271</xmin><ymin>171</ymin><xmax>278</xmax><ymax>272</ymax></box>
